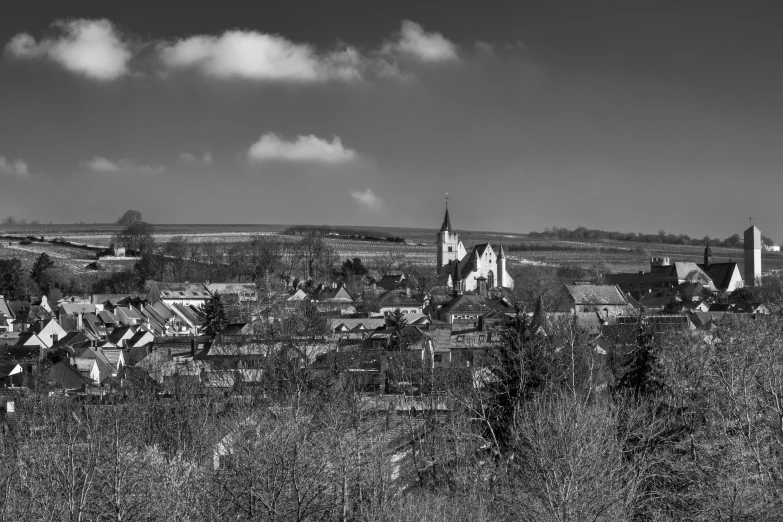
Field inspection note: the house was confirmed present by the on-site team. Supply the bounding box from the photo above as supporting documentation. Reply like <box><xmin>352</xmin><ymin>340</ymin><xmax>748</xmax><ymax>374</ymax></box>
<box><xmin>76</xmin><ymin>347</ymin><xmax>116</xmax><ymax>381</ymax></box>
<box><xmin>43</xmin><ymin>359</ymin><xmax>94</xmax><ymax>389</ymax></box>
<box><xmin>146</xmin><ymin>282</ymin><xmax>212</xmax><ymax>307</ymax></box>
<box><xmin>437</xmin><ymin>294</ymin><xmax>492</xmax><ymax>325</ymax></box>
<box><xmin>376</xmin><ymin>274</ymin><xmax>407</xmax><ymax>292</ymax></box>
<box><xmin>0</xmin><ymin>297</ymin><xmax>15</xmax><ymax>332</ymax></box>
<box><xmin>91</xmin><ymin>294</ymin><xmax>145</xmax><ymax>312</ymax></box>
<box><xmin>311</xmin><ymin>283</ymin><xmax>355</xmax><ymax>313</ymax></box>
<box><xmin>374</xmin><ymin>289</ymin><xmax>424</xmax><ymax>317</ymax></box>
<box><xmin>114</xmin><ymin>306</ymin><xmax>145</xmax><ymax>326</ymax></box>
<box><xmin>68</xmin><ymin>357</ymin><xmax>103</xmax><ymax>385</ymax></box>
<box><xmin>0</xmin><ymin>363</ymin><xmax>23</xmax><ymax>387</ymax></box>
<box><xmin>58</xmin><ymin>302</ymin><xmax>97</xmax><ymax>320</ymax></box>
<box><xmin>554</xmin><ymin>284</ymin><xmax>635</xmax><ymax>319</ymax></box>
<box><xmin>603</xmin><ymin>258</ymin><xmax>718</xmax><ymax>297</ymax></box>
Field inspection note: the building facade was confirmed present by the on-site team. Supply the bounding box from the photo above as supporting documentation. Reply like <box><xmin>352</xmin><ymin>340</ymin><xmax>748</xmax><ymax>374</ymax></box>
<box><xmin>436</xmin><ymin>207</ymin><xmax>514</xmax><ymax>291</ymax></box>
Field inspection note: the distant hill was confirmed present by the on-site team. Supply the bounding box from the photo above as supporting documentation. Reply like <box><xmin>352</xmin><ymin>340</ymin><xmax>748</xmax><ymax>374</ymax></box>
<box><xmin>531</xmin><ymin>226</ymin><xmax>776</xmax><ymax>249</ymax></box>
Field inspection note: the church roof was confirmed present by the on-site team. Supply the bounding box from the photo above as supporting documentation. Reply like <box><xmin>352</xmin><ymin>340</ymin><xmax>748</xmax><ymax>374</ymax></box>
<box><xmin>440</xmin><ymin>208</ymin><xmax>452</xmax><ymax>233</ymax></box>
<box><xmin>474</xmin><ymin>243</ymin><xmax>489</xmax><ymax>257</ymax></box>
<box><xmin>697</xmin><ymin>262</ymin><xmax>739</xmax><ymax>291</ymax></box>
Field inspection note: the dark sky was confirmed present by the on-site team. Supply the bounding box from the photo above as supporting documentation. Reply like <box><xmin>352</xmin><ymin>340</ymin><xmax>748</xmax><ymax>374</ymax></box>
<box><xmin>2</xmin><ymin>1</ymin><xmax>782</xmax><ymax>241</ymax></box>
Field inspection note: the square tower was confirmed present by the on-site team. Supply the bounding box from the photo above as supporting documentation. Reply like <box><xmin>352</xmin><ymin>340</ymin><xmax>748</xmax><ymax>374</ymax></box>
<box><xmin>744</xmin><ymin>225</ymin><xmax>762</xmax><ymax>286</ymax></box>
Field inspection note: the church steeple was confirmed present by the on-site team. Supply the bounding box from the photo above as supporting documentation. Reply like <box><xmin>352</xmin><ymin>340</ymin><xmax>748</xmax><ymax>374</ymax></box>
<box><xmin>440</xmin><ymin>207</ymin><xmax>452</xmax><ymax>233</ymax></box>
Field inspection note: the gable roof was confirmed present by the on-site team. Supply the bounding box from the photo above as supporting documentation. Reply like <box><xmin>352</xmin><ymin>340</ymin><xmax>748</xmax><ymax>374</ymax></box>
<box><xmin>377</xmin><ymin>274</ymin><xmax>406</xmax><ymax>291</ymax></box>
<box><xmin>91</xmin><ymin>294</ymin><xmax>144</xmax><ymax>305</ymax></box>
<box><xmin>440</xmin><ymin>295</ymin><xmax>491</xmax><ymax>315</ymax></box>
<box><xmin>697</xmin><ymin>262</ymin><xmax>739</xmax><ymax>291</ymax></box>
<box><xmin>565</xmin><ymin>285</ymin><xmax>628</xmax><ymax>306</ymax></box>
<box><xmin>59</xmin><ymin>303</ymin><xmax>97</xmax><ymax>316</ymax></box>
<box><xmin>316</xmin><ymin>284</ymin><xmax>354</xmax><ymax>302</ymax></box>
<box><xmin>376</xmin><ymin>290</ymin><xmax>422</xmax><ymax>309</ymax></box>
<box><xmin>474</xmin><ymin>243</ymin><xmax>490</xmax><ymax>258</ymax></box>
<box><xmin>171</xmin><ymin>302</ymin><xmax>204</xmax><ymax>326</ymax></box>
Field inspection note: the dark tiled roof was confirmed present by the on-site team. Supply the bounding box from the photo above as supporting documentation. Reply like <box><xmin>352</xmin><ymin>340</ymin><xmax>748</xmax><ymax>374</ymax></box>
<box><xmin>376</xmin><ymin>290</ymin><xmax>422</xmax><ymax>308</ymax></box>
<box><xmin>440</xmin><ymin>208</ymin><xmax>452</xmax><ymax>233</ymax></box>
<box><xmin>697</xmin><ymin>262</ymin><xmax>738</xmax><ymax>291</ymax></box>
<box><xmin>440</xmin><ymin>295</ymin><xmax>491</xmax><ymax>315</ymax></box>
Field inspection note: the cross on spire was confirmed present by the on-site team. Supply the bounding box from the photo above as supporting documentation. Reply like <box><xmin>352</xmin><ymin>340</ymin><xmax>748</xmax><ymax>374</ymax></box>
<box><xmin>749</xmin><ymin>216</ymin><xmax>754</xmax><ymax>227</ymax></box>
<box><xmin>445</xmin><ymin>192</ymin><xmax>450</xmax><ymax>208</ymax></box>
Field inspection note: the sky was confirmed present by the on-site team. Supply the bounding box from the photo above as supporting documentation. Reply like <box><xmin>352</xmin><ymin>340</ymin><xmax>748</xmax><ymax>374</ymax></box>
<box><xmin>1</xmin><ymin>0</ymin><xmax>783</xmax><ymax>241</ymax></box>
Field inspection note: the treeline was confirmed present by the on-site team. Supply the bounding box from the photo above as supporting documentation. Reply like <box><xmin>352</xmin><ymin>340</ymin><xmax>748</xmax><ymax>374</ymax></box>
<box><xmin>282</xmin><ymin>225</ymin><xmax>405</xmax><ymax>243</ymax></box>
<box><xmin>532</xmin><ymin>226</ymin><xmax>776</xmax><ymax>248</ymax></box>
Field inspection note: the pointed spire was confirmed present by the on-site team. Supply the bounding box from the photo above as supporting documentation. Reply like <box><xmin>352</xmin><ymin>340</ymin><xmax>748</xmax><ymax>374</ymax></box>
<box><xmin>498</xmin><ymin>244</ymin><xmax>506</xmax><ymax>260</ymax></box>
<box><xmin>440</xmin><ymin>207</ymin><xmax>452</xmax><ymax>233</ymax></box>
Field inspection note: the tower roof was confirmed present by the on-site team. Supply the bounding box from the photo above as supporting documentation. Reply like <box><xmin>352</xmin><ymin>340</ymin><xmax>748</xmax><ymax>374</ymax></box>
<box><xmin>744</xmin><ymin>225</ymin><xmax>761</xmax><ymax>249</ymax></box>
<box><xmin>498</xmin><ymin>244</ymin><xmax>506</xmax><ymax>259</ymax></box>
<box><xmin>440</xmin><ymin>208</ymin><xmax>452</xmax><ymax>233</ymax></box>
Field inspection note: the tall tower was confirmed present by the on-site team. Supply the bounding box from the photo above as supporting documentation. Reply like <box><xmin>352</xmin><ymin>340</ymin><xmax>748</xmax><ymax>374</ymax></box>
<box><xmin>497</xmin><ymin>245</ymin><xmax>507</xmax><ymax>288</ymax></box>
<box><xmin>744</xmin><ymin>223</ymin><xmax>762</xmax><ymax>286</ymax></box>
<box><xmin>703</xmin><ymin>242</ymin><xmax>712</xmax><ymax>268</ymax></box>
<box><xmin>436</xmin><ymin>206</ymin><xmax>460</xmax><ymax>275</ymax></box>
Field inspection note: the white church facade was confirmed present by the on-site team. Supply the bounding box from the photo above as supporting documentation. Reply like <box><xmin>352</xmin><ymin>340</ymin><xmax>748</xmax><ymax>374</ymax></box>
<box><xmin>436</xmin><ymin>207</ymin><xmax>514</xmax><ymax>292</ymax></box>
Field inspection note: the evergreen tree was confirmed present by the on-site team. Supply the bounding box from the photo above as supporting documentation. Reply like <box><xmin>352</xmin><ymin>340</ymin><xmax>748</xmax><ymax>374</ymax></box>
<box><xmin>613</xmin><ymin>323</ymin><xmax>663</xmax><ymax>398</ymax></box>
<box><xmin>29</xmin><ymin>252</ymin><xmax>54</xmax><ymax>286</ymax></box>
<box><xmin>388</xmin><ymin>309</ymin><xmax>410</xmax><ymax>351</ymax></box>
<box><xmin>0</xmin><ymin>258</ymin><xmax>26</xmax><ymax>300</ymax></box>
<box><xmin>202</xmin><ymin>292</ymin><xmax>228</xmax><ymax>337</ymax></box>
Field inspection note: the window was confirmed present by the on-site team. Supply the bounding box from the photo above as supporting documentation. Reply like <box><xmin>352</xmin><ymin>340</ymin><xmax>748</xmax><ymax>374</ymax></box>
<box><xmin>373</xmin><ymin>340</ymin><xmax>384</xmax><ymax>349</ymax></box>
<box><xmin>457</xmin><ymin>335</ymin><xmax>465</xmax><ymax>343</ymax></box>
<box><xmin>434</xmin><ymin>354</ymin><xmax>443</xmax><ymax>363</ymax></box>
<box><xmin>478</xmin><ymin>335</ymin><xmax>485</xmax><ymax>343</ymax></box>
<box><xmin>52</xmin><ymin>334</ymin><xmax>58</xmax><ymax>343</ymax></box>
<box><xmin>448</xmin><ymin>246</ymin><xmax>453</xmax><ymax>252</ymax></box>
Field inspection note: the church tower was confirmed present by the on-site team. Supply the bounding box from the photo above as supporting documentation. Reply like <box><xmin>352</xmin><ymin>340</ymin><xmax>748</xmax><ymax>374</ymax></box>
<box><xmin>437</xmin><ymin>206</ymin><xmax>461</xmax><ymax>275</ymax></box>
<box><xmin>497</xmin><ymin>245</ymin><xmax>507</xmax><ymax>288</ymax></box>
<box><xmin>744</xmin><ymin>223</ymin><xmax>762</xmax><ymax>286</ymax></box>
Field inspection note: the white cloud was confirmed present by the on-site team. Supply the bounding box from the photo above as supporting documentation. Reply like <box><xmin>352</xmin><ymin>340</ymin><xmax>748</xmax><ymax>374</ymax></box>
<box><xmin>159</xmin><ymin>31</ymin><xmax>365</xmax><ymax>82</ymax></box>
<box><xmin>247</xmin><ymin>133</ymin><xmax>357</xmax><ymax>163</ymax></box>
<box><xmin>179</xmin><ymin>151</ymin><xmax>213</xmax><ymax>165</ymax></box>
<box><xmin>6</xmin><ymin>19</ymin><xmax>131</xmax><ymax>80</ymax></box>
<box><xmin>0</xmin><ymin>156</ymin><xmax>29</xmax><ymax>177</ymax></box>
<box><xmin>383</xmin><ymin>21</ymin><xmax>459</xmax><ymax>63</ymax></box>
<box><xmin>350</xmin><ymin>188</ymin><xmax>383</xmax><ymax>209</ymax></box>
<box><xmin>85</xmin><ymin>156</ymin><xmax>164</xmax><ymax>175</ymax></box>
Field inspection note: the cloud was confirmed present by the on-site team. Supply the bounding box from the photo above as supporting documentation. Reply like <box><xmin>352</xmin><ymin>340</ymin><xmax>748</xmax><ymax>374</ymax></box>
<box><xmin>350</xmin><ymin>188</ymin><xmax>383</xmax><ymax>209</ymax></box>
<box><xmin>179</xmin><ymin>151</ymin><xmax>213</xmax><ymax>165</ymax></box>
<box><xmin>247</xmin><ymin>133</ymin><xmax>357</xmax><ymax>163</ymax></box>
<box><xmin>0</xmin><ymin>156</ymin><xmax>29</xmax><ymax>177</ymax></box>
<box><xmin>6</xmin><ymin>19</ymin><xmax>131</xmax><ymax>80</ymax></box>
<box><xmin>159</xmin><ymin>31</ymin><xmax>364</xmax><ymax>82</ymax></box>
<box><xmin>383</xmin><ymin>21</ymin><xmax>459</xmax><ymax>63</ymax></box>
<box><xmin>85</xmin><ymin>156</ymin><xmax>164</xmax><ymax>174</ymax></box>
<box><xmin>475</xmin><ymin>41</ymin><xmax>494</xmax><ymax>56</ymax></box>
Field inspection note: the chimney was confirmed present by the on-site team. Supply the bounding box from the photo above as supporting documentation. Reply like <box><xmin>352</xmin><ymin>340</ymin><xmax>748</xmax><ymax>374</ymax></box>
<box><xmin>77</xmin><ymin>312</ymin><xmax>83</xmax><ymax>331</ymax></box>
<box><xmin>405</xmin><ymin>286</ymin><xmax>411</xmax><ymax>297</ymax></box>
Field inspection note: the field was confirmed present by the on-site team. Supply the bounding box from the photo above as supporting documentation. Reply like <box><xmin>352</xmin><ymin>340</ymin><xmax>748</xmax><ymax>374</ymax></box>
<box><xmin>2</xmin><ymin>223</ymin><xmax>782</xmax><ymax>278</ymax></box>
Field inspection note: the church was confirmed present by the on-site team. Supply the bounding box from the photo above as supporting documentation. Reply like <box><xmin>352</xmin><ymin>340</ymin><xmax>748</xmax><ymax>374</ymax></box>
<box><xmin>436</xmin><ymin>207</ymin><xmax>514</xmax><ymax>292</ymax></box>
